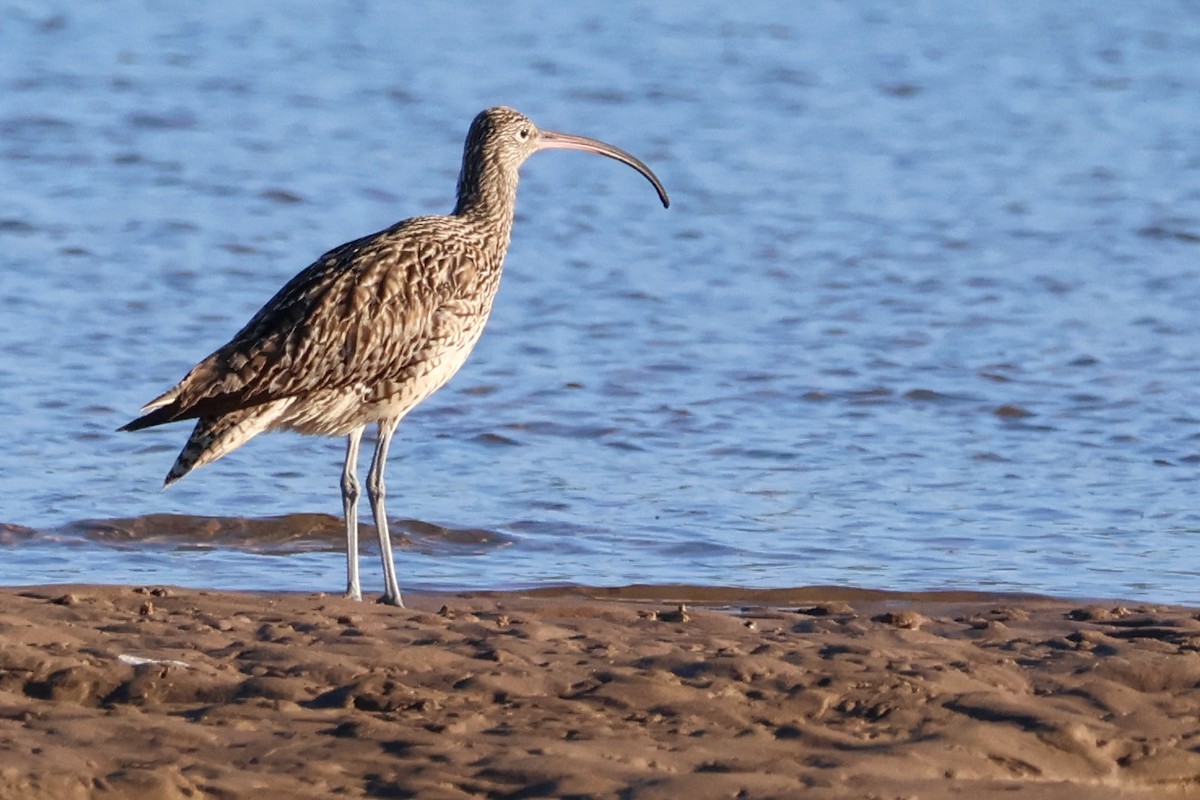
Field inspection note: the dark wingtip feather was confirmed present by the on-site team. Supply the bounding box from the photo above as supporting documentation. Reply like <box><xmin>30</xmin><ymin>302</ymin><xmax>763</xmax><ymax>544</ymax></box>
<box><xmin>118</xmin><ymin>405</ymin><xmax>181</xmax><ymax>433</ymax></box>
<box><xmin>118</xmin><ymin>416</ymin><xmax>154</xmax><ymax>433</ymax></box>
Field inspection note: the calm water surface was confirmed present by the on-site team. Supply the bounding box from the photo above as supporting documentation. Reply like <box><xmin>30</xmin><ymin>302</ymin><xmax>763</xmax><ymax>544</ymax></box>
<box><xmin>3</xmin><ymin>2</ymin><xmax>1200</xmax><ymax>602</ymax></box>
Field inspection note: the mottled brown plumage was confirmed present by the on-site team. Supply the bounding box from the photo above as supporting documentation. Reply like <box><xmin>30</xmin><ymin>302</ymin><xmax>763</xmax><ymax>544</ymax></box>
<box><xmin>121</xmin><ymin>106</ymin><xmax>670</xmax><ymax>606</ymax></box>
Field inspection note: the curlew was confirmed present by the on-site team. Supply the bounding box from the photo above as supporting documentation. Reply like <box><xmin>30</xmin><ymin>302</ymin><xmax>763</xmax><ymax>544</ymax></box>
<box><xmin>120</xmin><ymin>106</ymin><xmax>670</xmax><ymax>607</ymax></box>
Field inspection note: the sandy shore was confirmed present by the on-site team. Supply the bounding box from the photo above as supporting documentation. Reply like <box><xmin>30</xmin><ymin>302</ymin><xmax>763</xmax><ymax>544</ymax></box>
<box><xmin>0</xmin><ymin>585</ymin><xmax>1198</xmax><ymax>798</ymax></box>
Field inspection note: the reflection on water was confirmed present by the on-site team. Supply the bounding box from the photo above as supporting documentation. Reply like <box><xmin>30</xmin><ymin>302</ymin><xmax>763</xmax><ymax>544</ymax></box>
<box><xmin>2</xmin><ymin>3</ymin><xmax>1200</xmax><ymax>602</ymax></box>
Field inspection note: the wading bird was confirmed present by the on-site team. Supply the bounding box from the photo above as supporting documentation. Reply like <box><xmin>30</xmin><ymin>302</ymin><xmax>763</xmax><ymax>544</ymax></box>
<box><xmin>121</xmin><ymin>106</ymin><xmax>670</xmax><ymax>607</ymax></box>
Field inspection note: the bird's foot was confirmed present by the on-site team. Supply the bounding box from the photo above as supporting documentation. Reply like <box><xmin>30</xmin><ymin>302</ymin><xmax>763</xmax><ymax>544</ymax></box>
<box><xmin>375</xmin><ymin>593</ymin><xmax>405</xmax><ymax>608</ymax></box>
<box><xmin>344</xmin><ymin>588</ymin><xmax>363</xmax><ymax>602</ymax></box>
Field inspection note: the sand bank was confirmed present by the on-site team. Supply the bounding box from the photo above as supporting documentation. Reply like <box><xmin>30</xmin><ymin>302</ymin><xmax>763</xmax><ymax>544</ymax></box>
<box><xmin>0</xmin><ymin>584</ymin><xmax>1198</xmax><ymax>798</ymax></box>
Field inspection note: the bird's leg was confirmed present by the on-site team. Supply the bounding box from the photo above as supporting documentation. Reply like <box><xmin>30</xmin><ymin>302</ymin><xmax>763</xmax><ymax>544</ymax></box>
<box><xmin>367</xmin><ymin>417</ymin><xmax>404</xmax><ymax>607</ymax></box>
<box><xmin>341</xmin><ymin>427</ymin><xmax>364</xmax><ymax>601</ymax></box>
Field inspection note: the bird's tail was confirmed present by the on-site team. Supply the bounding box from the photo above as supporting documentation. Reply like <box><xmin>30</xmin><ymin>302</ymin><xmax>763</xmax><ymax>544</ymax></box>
<box><xmin>164</xmin><ymin>402</ymin><xmax>289</xmax><ymax>487</ymax></box>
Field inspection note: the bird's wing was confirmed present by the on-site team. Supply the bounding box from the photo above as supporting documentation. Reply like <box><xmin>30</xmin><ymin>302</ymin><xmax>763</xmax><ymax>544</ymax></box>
<box><xmin>122</xmin><ymin>219</ymin><xmax>480</xmax><ymax>430</ymax></box>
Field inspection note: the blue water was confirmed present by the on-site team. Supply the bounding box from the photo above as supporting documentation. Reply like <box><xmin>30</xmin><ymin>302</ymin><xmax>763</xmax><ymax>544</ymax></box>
<box><xmin>3</xmin><ymin>2</ymin><xmax>1200</xmax><ymax>602</ymax></box>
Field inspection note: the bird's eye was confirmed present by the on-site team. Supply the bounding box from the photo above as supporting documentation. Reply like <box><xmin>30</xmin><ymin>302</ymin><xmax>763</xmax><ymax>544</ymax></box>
<box><xmin>518</xmin><ymin>127</ymin><xmax>531</xmax><ymax>140</ymax></box>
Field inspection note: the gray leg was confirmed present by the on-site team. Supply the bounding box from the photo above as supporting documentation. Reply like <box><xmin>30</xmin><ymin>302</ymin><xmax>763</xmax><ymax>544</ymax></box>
<box><xmin>367</xmin><ymin>417</ymin><xmax>403</xmax><ymax>607</ymax></box>
<box><xmin>342</xmin><ymin>427</ymin><xmax>364</xmax><ymax>601</ymax></box>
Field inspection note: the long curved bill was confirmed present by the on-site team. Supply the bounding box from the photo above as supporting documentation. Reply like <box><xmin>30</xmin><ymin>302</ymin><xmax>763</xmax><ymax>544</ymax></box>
<box><xmin>537</xmin><ymin>129</ymin><xmax>670</xmax><ymax>208</ymax></box>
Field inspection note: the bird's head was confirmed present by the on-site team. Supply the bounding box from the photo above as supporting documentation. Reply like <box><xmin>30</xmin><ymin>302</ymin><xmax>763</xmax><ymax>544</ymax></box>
<box><xmin>458</xmin><ymin>106</ymin><xmax>670</xmax><ymax>212</ymax></box>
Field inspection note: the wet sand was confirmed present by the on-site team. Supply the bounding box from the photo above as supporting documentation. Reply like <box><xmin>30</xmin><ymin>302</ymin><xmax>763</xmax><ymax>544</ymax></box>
<box><xmin>1</xmin><ymin>584</ymin><xmax>1199</xmax><ymax>798</ymax></box>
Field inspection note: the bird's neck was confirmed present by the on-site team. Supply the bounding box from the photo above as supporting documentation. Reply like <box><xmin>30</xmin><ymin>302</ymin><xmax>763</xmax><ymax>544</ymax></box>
<box><xmin>452</xmin><ymin>151</ymin><xmax>521</xmax><ymax>231</ymax></box>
